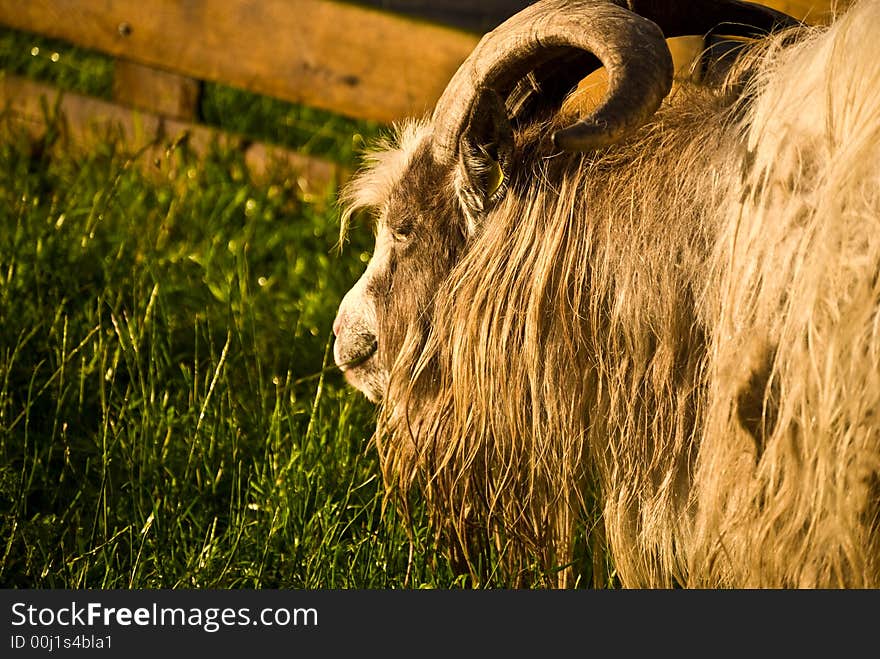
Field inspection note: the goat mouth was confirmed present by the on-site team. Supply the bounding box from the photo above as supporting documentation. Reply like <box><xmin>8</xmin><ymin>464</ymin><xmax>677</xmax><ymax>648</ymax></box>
<box><xmin>338</xmin><ymin>340</ymin><xmax>378</xmax><ymax>372</ymax></box>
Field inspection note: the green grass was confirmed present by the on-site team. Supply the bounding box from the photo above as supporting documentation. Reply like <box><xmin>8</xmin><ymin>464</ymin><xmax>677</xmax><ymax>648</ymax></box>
<box><xmin>0</xmin><ymin>28</ymin><xmax>114</xmax><ymax>99</ymax></box>
<box><xmin>0</xmin><ymin>25</ymin><xmax>471</xmax><ymax>587</ymax></box>
<box><xmin>0</xmin><ymin>115</ymin><xmax>478</xmax><ymax>588</ymax></box>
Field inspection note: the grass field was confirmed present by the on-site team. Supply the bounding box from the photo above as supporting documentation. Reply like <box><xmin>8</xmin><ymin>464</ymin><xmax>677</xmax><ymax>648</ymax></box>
<box><xmin>0</xmin><ymin>27</ymin><xmax>486</xmax><ymax>589</ymax></box>
<box><xmin>0</xmin><ymin>26</ymin><xmax>609</xmax><ymax>589</ymax></box>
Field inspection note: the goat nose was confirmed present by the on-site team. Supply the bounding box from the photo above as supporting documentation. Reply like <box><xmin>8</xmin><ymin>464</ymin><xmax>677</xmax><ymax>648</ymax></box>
<box><xmin>332</xmin><ymin>312</ymin><xmax>345</xmax><ymax>337</ymax></box>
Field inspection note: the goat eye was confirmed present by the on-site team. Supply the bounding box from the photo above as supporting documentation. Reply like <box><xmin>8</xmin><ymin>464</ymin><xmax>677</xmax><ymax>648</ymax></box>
<box><xmin>389</xmin><ymin>219</ymin><xmax>415</xmax><ymax>243</ymax></box>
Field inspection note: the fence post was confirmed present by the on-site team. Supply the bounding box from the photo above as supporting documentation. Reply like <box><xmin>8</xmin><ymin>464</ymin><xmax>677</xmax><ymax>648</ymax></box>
<box><xmin>113</xmin><ymin>59</ymin><xmax>201</xmax><ymax>121</ymax></box>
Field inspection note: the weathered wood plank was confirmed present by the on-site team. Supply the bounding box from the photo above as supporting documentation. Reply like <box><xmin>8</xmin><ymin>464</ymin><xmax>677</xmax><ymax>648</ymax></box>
<box><xmin>0</xmin><ymin>73</ymin><xmax>344</xmax><ymax>196</ymax></box>
<box><xmin>113</xmin><ymin>59</ymin><xmax>200</xmax><ymax>121</ymax></box>
<box><xmin>0</xmin><ymin>0</ymin><xmax>479</xmax><ymax>124</ymax></box>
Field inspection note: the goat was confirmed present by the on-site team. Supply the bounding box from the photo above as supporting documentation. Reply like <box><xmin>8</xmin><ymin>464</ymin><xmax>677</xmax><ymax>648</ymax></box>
<box><xmin>332</xmin><ymin>0</ymin><xmax>880</xmax><ymax>587</ymax></box>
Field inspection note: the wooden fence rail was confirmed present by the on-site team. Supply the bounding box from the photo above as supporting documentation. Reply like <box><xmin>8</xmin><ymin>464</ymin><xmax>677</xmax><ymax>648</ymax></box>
<box><xmin>2</xmin><ymin>74</ymin><xmax>343</xmax><ymax>194</ymax></box>
<box><xmin>0</xmin><ymin>0</ymin><xmax>479</xmax><ymax>124</ymax></box>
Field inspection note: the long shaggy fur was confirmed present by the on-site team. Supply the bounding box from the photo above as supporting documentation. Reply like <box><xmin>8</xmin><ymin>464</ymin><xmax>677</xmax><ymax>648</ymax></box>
<box><xmin>345</xmin><ymin>1</ymin><xmax>880</xmax><ymax>587</ymax></box>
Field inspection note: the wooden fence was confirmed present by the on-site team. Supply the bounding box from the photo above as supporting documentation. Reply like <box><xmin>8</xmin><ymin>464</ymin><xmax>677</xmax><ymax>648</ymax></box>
<box><xmin>0</xmin><ymin>0</ymin><xmax>841</xmax><ymax>194</ymax></box>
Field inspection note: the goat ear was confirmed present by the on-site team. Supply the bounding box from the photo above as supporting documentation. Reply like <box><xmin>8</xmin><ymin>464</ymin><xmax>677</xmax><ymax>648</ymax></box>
<box><xmin>456</xmin><ymin>88</ymin><xmax>514</xmax><ymax>229</ymax></box>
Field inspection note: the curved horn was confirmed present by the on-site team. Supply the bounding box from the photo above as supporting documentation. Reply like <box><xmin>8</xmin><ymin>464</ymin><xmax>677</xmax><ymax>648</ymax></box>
<box><xmin>431</xmin><ymin>0</ymin><xmax>673</xmax><ymax>161</ymax></box>
<box><xmin>430</xmin><ymin>0</ymin><xmax>799</xmax><ymax>160</ymax></box>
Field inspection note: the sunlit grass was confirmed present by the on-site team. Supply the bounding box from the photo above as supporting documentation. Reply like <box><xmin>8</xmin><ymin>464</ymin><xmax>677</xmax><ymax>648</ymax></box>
<box><xmin>0</xmin><ymin>24</ymin><xmax>468</xmax><ymax>590</ymax></box>
<box><xmin>0</xmin><ymin>110</ymin><xmax>476</xmax><ymax>587</ymax></box>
